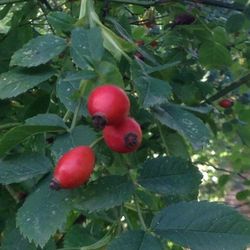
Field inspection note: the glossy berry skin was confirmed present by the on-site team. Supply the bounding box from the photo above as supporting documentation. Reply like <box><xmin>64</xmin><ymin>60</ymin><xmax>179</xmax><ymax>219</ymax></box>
<box><xmin>87</xmin><ymin>84</ymin><xmax>130</xmax><ymax>129</ymax></box>
<box><xmin>103</xmin><ymin>117</ymin><xmax>142</xmax><ymax>153</ymax></box>
<box><xmin>50</xmin><ymin>146</ymin><xmax>95</xmax><ymax>190</ymax></box>
<box><xmin>219</xmin><ymin>99</ymin><xmax>234</xmax><ymax>108</ymax></box>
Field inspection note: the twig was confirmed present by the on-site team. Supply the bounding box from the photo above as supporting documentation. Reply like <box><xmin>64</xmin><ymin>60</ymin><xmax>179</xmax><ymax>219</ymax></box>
<box><xmin>157</xmin><ymin>121</ymin><xmax>170</xmax><ymax>155</ymax></box>
<box><xmin>203</xmin><ymin>73</ymin><xmax>250</xmax><ymax>104</ymax></box>
<box><xmin>69</xmin><ymin>100</ymin><xmax>82</xmax><ymax>132</ymax></box>
<box><xmin>102</xmin><ymin>0</ymin><xmax>110</xmax><ymax>19</ymax></box>
<box><xmin>0</xmin><ymin>123</ymin><xmax>21</xmax><ymax>130</ymax></box>
<box><xmin>5</xmin><ymin>185</ymin><xmax>20</xmax><ymax>203</ymax></box>
<box><xmin>134</xmin><ymin>195</ymin><xmax>148</xmax><ymax>231</ymax></box>
<box><xmin>96</xmin><ymin>0</ymin><xmax>244</xmax><ymax>12</ymax></box>
<box><xmin>197</xmin><ymin>161</ymin><xmax>249</xmax><ymax>181</ymax></box>
<box><xmin>211</xmin><ymin>165</ymin><xmax>249</xmax><ymax>181</ymax></box>
<box><xmin>40</xmin><ymin>0</ymin><xmax>53</xmax><ymax>10</ymax></box>
<box><xmin>184</xmin><ymin>0</ymin><xmax>244</xmax><ymax>12</ymax></box>
<box><xmin>0</xmin><ymin>0</ymin><xmax>28</xmax><ymax>4</ymax></box>
<box><xmin>37</xmin><ymin>0</ymin><xmax>55</xmax><ymax>33</ymax></box>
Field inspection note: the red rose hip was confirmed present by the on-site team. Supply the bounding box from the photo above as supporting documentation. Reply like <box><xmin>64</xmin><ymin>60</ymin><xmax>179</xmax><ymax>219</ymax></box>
<box><xmin>219</xmin><ymin>99</ymin><xmax>234</xmax><ymax>108</ymax></box>
<box><xmin>87</xmin><ymin>84</ymin><xmax>130</xmax><ymax>129</ymax></box>
<box><xmin>103</xmin><ymin>117</ymin><xmax>142</xmax><ymax>153</ymax></box>
<box><xmin>50</xmin><ymin>146</ymin><xmax>95</xmax><ymax>190</ymax></box>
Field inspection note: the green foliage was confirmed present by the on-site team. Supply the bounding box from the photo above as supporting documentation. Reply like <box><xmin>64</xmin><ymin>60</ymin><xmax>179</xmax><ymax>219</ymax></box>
<box><xmin>107</xmin><ymin>230</ymin><xmax>163</xmax><ymax>250</ymax></box>
<box><xmin>151</xmin><ymin>201</ymin><xmax>250</xmax><ymax>250</ymax></box>
<box><xmin>11</xmin><ymin>35</ymin><xmax>67</xmax><ymax>67</ymax></box>
<box><xmin>153</xmin><ymin>104</ymin><xmax>211</xmax><ymax>149</ymax></box>
<box><xmin>74</xmin><ymin>175</ymin><xmax>135</xmax><ymax>212</ymax></box>
<box><xmin>0</xmin><ymin>67</ymin><xmax>55</xmax><ymax>99</ymax></box>
<box><xmin>16</xmin><ymin>179</ymin><xmax>73</xmax><ymax>248</ymax></box>
<box><xmin>71</xmin><ymin>27</ymin><xmax>104</xmax><ymax>68</ymax></box>
<box><xmin>0</xmin><ymin>153</ymin><xmax>52</xmax><ymax>184</ymax></box>
<box><xmin>0</xmin><ymin>0</ymin><xmax>250</xmax><ymax>249</ymax></box>
<box><xmin>138</xmin><ymin>157</ymin><xmax>202</xmax><ymax>200</ymax></box>
<box><xmin>134</xmin><ymin>76</ymin><xmax>172</xmax><ymax>108</ymax></box>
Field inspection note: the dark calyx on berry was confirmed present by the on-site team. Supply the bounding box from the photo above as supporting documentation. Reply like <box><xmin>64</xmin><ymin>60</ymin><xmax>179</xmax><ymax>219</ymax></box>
<box><xmin>50</xmin><ymin>178</ymin><xmax>61</xmax><ymax>191</ymax></box>
<box><xmin>92</xmin><ymin>115</ymin><xmax>107</xmax><ymax>130</ymax></box>
<box><xmin>125</xmin><ymin>133</ymin><xmax>138</xmax><ymax>148</ymax></box>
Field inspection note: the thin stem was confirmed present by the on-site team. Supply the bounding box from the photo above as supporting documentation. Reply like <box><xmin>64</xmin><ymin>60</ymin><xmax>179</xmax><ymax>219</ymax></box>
<box><xmin>134</xmin><ymin>195</ymin><xmax>147</xmax><ymax>231</ymax></box>
<box><xmin>69</xmin><ymin>100</ymin><xmax>82</xmax><ymax>132</ymax></box>
<box><xmin>39</xmin><ymin>0</ymin><xmax>53</xmax><ymax>10</ymax></box>
<box><xmin>123</xmin><ymin>209</ymin><xmax>134</xmax><ymax>229</ymax></box>
<box><xmin>157</xmin><ymin>121</ymin><xmax>169</xmax><ymax>155</ymax></box>
<box><xmin>89</xmin><ymin>136</ymin><xmax>104</xmax><ymax>148</ymax></box>
<box><xmin>195</xmin><ymin>161</ymin><xmax>249</xmax><ymax>181</ymax></box>
<box><xmin>69</xmin><ymin>80</ymin><xmax>88</xmax><ymax>132</ymax></box>
<box><xmin>96</xmin><ymin>0</ymin><xmax>244</xmax><ymax>11</ymax></box>
<box><xmin>63</xmin><ymin>110</ymin><xmax>71</xmax><ymax>122</ymax></box>
<box><xmin>204</xmin><ymin>73</ymin><xmax>250</xmax><ymax>104</ymax></box>
<box><xmin>185</xmin><ymin>0</ymin><xmax>244</xmax><ymax>12</ymax></box>
<box><xmin>5</xmin><ymin>185</ymin><xmax>19</xmax><ymax>203</ymax></box>
<box><xmin>0</xmin><ymin>0</ymin><xmax>28</xmax><ymax>4</ymax></box>
<box><xmin>102</xmin><ymin>0</ymin><xmax>110</xmax><ymax>19</ymax></box>
<box><xmin>79</xmin><ymin>0</ymin><xmax>87</xmax><ymax>19</ymax></box>
<box><xmin>37</xmin><ymin>0</ymin><xmax>55</xmax><ymax>33</ymax></box>
<box><xmin>0</xmin><ymin>122</ymin><xmax>21</xmax><ymax>130</ymax></box>
<box><xmin>211</xmin><ymin>165</ymin><xmax>248</xmax><ymax>181</ymax></box>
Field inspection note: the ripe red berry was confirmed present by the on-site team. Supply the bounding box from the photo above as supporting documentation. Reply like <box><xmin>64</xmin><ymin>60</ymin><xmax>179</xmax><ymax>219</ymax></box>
<box><xmin>50</xmin><ymin>146</ymin><xmax>95</xmax><ymax>190</ymax></box>
<box><xmin>103</xmin><ymin>117</ymin><xmax>142</xmax><ymax>153</ymax></box>
<box><xmin>87</xmin><ymin>84</ymin><xmax>130</xmax><ymax>129</ymax></box>
<box><xmin>219</xmin><ymin>99</ymin><xmax>234</xmax><ymax>108</ymax></box>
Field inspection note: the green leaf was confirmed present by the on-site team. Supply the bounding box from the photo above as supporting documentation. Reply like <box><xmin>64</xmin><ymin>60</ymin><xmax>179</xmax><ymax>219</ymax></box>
<box><xmin>138</xmin><ymin>157</ymin><xmax>202</xmax><ymax>200</ymax></box>
<box><xmin>146</xmin><ymin>61</ymin><xmax>181</xmax><ymax>74</ymax></box>
<box><xmin>226</xmin><ymin>13</ymin><xmax>246</xmax><ymax>33</ymax></box>
<box><xmin>2</xmin><ymin>220</ymin><xmax>37</xmax><ymax>250</ymax></box>
<box><xmin>107</xmin><ymin>230</ymin><xmax>163</xmax><ymax>250</ymax></box>
<box><xmin>95</xmin><ymin>61</ymin><xmax>124</xmax><ymax>86</ymax></box>
<box><xmin>153</xmin><ymin>104</ymin><xmax>211</xmax><ymax>149</ymax></box>
<box><xmin>71</xmin><ymin>27</ymin><xmax>104</xmax><ymax>69</ymax></box>
<box><xmin>0</xmin><ymin>66</ymin><xmax>55</xmax><ymax>99</ymax></box>
<box><xmin>0</xmin><ymin>153</ymin><xmax>52</xmax><ymax>184</ymax></box>
<box><xmin>51</xmin><ymin>125</ymin><xmax>97</xmax><ymax>161</ymax></box>
<box><xmin>0</xmin><ymin>3</ymin><xmax>11</xmax><ymax>20</ymax></box>
<box><xmin>236</xmin><ymin>190</ymin><xmax>250</xmax><ymax>201</ymax></box>
<box><xmin>74</xmin><ymin>175</ymin><xmax>135</xmax><ymax>212</ymax></box>
<box><xmin>134</xmin><ymin>76</ymin><xmax>172</xmax><ymax>108</ymax></box>
<box><xmin>0</xmin><ymin>124</ymin><xmax>66</xmax><ymax>157</ymax></box>
<box><xmin>56</xmin><ymin>71</ymin><xmax>97</xmax><ymax>112</ymax></box>
<box><xmin>164</xmin><ymin>133</ymin><xmax>189</xmax><ymax>159</ymax></box>
<box><xmin>47</xmin><ymin>11</ymin><xmax>75</xmax><ymax>33</ymax></box>
<box><xmin>10</xmin><ymin>34</ymin><xmax>67</xmax><ymax>67</ymax></box>
<box><xmin>151</xmin><ymin>201</ymin><xmax>250</xmax><ymax>250</ymax></box>
<box><xmin>212</xmin><ymin>26</ymin><xmax>229</xmax><ymax>46</ymax></box>
<box><xmin>64</xmin><ymin>225</ymin><xmax>96</xmax><ymax>248</ymax></box>
<box><xmin>16</xmin><ymin>178</ymin><xmax>73</xmax><ymax>248</ymax></box>
<box><xmin>199</xmin><ymin>41</ymin><xmax>232</xmax><ymax>68</ymax></box>
<box><xmin>25</xmin><ymin>113</ymin><xmax>68</xmax><ymax>129</ymax></box>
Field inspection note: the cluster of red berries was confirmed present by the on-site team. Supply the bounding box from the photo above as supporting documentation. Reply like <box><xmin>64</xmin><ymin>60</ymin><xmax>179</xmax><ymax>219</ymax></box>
<box><xmin>87</xmin><ymin>84</ymin><xmax>142</xmax><ymax>153</ymax></box>
<box><xmin>50</xmin><ymin>84</ymin><xmax>142</xmax><ymax>190</ymax></box>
